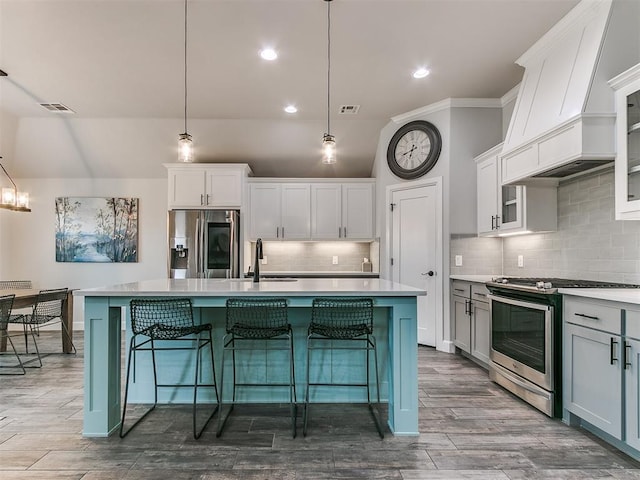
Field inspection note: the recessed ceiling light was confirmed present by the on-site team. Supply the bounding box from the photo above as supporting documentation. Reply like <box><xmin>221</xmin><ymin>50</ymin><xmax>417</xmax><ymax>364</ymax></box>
<box><xmin>284</xmin><ymin>105</ymin><xmax>297</xmax><ymax>114</ymax></box>
<box><xmin>413</xmin><ymin>67</ymin><xmax>430</xmax><ymax>79</ymax></box>
<box><xmin>260</xmin><ymin>48</ymin><xmax>278</xmax><ymax>61</ymax></box>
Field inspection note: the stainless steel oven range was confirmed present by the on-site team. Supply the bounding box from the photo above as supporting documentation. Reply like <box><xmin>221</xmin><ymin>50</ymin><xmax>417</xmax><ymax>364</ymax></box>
<box><xmin>486</xmin><ymin>277</ymin><xmax>640</xmax><ymax>418</ymax></box>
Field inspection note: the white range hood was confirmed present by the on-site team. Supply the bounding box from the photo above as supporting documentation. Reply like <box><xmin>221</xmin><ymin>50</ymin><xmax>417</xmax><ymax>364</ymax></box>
<box><xmin>500</xmin><ymin>0</ymin><xmax>640</xmax><ymax>185</ymax></box>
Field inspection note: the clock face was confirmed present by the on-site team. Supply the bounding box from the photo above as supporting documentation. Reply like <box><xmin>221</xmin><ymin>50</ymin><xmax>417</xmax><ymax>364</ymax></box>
<box><xmin>393</xmin><ymin>129</ymin><xmax>432</xmax><ymax>170</ymax></box>
<box><xmin>386</xmin><ymin>121</ymin><xmax>442</xmax><ymax>180</ymax></box>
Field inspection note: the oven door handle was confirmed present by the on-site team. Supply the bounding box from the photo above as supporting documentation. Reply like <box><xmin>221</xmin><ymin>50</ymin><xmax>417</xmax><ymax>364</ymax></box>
<box><xmin>487</xmin><ymin>294</ymin><xmax>552</xmax><ymax>312</ymax></box>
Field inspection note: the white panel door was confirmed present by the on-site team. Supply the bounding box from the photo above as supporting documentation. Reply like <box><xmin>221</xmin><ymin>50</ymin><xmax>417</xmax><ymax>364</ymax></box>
<box><xmin>311</xmin><ymin>183</ymin><xmax>342</xmax><ymax>239</ymax></box>
<box><xmin>281</xmin><ymin>184</ymin><xmax>311</xmax><ymax>240</ymax></box>
<box><xmin>391</xmin><ymin>185</ymin><xmax>438</xmax><ymax>346</ymax></box>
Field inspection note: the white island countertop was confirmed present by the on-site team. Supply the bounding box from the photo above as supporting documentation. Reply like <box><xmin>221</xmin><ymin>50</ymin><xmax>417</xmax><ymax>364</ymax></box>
<box><xmin>559</xmin><ymin>288</ymin><xmax>640</xmax><ymax>305</ymax></box>
<box><xmin>74</xmin><ymin>277</ymin><xmax>426</xmax><ymax>298</ymax></box>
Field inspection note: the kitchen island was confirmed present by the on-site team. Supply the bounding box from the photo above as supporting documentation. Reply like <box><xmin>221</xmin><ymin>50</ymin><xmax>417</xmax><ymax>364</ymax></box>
<box><xmin>75</xmin><ymin>278</ymin><xmax>425</xmax><ymax>438</ymax></box>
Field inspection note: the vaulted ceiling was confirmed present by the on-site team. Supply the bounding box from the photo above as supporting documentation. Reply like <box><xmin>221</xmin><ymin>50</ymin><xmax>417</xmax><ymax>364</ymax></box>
<box><xmin>0</xmin><ymin>0</ymin><xmax>579</xmax><ymax>179</ymax></box>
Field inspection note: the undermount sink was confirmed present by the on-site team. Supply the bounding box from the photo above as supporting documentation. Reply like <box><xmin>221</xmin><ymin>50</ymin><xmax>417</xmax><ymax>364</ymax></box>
<box><xmin>230</xmin><ymin>278</ymin><xmax>298</xmax><ymax>282</ymax></box>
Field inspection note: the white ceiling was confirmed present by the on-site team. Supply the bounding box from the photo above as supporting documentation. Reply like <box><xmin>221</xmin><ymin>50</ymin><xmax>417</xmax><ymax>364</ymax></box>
<box><xmin>0</xmin><ymin>0</ymin><xmax>580</xmax><ymax>179</ymax></box>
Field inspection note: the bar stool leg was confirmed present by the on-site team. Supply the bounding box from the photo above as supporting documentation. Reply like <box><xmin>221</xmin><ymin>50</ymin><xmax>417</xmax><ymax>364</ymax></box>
<box><xmin>368</xmin><ymin>335</ymin><xmax>384</xmax><ymax>439</ymax></box>
<box><xmin>303</xmin><ymin>335</ymin><xmax>311</xmax><ymax>437</ymax></box>
<box><xmin>289</xmin><ymin>330</ymin><xmax>297</xmax><ymax>438</ymax></box>
<box><xmin>216</xmin><ymin>334</ymin><xmax>235</xmax><ymax>437</ymax></box>
<box><xmin>193</xmin><ymin>330</ymin><xmax>219</xmax><ymax>439</ymax></box>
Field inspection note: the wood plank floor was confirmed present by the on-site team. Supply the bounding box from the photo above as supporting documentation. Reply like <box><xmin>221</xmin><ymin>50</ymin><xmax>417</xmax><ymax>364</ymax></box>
<box><xmin>2</xmin><ymin>332</ymin><xmax>640</xmax><ymax>479</ymax></box>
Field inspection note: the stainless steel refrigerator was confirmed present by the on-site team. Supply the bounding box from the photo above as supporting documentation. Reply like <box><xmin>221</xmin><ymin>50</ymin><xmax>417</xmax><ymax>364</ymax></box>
<box><xmin>168</xmin><ymin>209</ymin><xmax>240</xmax><ymax>279</ymax></box>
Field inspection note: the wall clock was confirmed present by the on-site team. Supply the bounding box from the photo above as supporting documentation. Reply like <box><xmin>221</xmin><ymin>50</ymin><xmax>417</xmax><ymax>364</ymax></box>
<box><xmin>386</xmin><ymin>120</ymin><xmax>442</xmax><ymax>180</ymax></box>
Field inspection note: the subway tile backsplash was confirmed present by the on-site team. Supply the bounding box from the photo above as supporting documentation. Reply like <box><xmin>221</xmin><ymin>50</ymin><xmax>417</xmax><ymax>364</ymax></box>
<box><xmin>450</xmin><ymin>234</ymin><xmax>502</xmax><ymax>276</ymax></box>
<box><xmin>451</xmin><ymin>167</ymin><xmax>640</xmax><ymax>284</ymax></box>
<box><xmin>250</xmin><ymin>241</ymin><xmax>376</xmax><ymax>273</ymax></box>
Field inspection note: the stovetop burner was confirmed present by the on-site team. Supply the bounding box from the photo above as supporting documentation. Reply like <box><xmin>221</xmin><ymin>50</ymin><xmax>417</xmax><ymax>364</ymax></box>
<box><xmin>488</xmin><ymin>277</ymin><xmax>640</xmax><ymax>293</ymax></box>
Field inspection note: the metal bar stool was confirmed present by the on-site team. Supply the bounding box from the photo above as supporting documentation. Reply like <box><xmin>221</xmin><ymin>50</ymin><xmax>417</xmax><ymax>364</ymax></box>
<box><xmin>303</xmin><ymin>297</ymin><xmax>384</xmax><ymax>438</ymax></box>
<box><xmin>217</xmin><ymin>297</ymin><xmax>297</xmax><ymax>438</ymax></box>
<box><xmin>5</xmin><ymin>288</ymin><xmax>74</xmax><ymax>367</ymax></box>
<box><xmin>120</xmin><ymin>298</ymin><xmax>219</xmax><ymax>439</ymax></box>
<box><xmin>0</xmin><ymin>294</ymin><xmax>27</xmax><ymax>375</ymax></box>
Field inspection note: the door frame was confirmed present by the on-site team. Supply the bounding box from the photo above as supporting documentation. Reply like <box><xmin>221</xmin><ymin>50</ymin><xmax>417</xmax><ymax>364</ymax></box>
<box><xmin>385</xmin><ymin>177</ymin><xmax>444</xmax><ymax>351</ymax></box>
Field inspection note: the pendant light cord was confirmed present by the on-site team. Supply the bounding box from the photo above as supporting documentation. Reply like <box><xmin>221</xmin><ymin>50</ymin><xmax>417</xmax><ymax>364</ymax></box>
<box><xmin>184</xmin><ymin>0</ymin><xmax>188</xmax><ymax>134</ymax></box>
<box><xmin>326</xmin><ymin>0</ymin><xmax>331</xmax><ymax>135</ymax></box>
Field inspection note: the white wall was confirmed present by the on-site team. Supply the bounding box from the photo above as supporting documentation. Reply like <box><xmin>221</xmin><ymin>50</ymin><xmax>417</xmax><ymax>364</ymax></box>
<box><xmin>0</xmin><ymin>177</ymin><xmax>168</xmax><ymax>326</ymax></box>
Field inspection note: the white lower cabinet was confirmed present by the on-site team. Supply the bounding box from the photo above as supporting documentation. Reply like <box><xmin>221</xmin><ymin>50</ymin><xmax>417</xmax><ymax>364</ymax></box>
<box><xmin>564</xmin><ymin>322</ymin><xmax>622</xmax><ymax>439</ymax></box>
<box><xmin>451</xmin><ymin>280</ymin><xmax>489</xmax><ymax>367</ymax></box>
<box><xmin>470</xmin><ymin>286</ymin><xmax>490</xmax><ymax>365</ymax></box>
<box><xmin>563</xmin><ymin>296</ymin><xmax>640</xmax><ymax>455</ymax></box>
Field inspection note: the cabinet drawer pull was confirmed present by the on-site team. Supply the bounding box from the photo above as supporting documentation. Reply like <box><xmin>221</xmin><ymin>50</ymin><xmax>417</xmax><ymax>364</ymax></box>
<box><xmin>200</xmin><ymin>194</ymin><xmax>204</xmax><ymax>206</ymax></box>
<box><xmin>281</xmin><ymin>227</ymin><xmax>284</xmax><ymax>238</ymax></box>
<box><xmin>473</xmin><ymin>292</ymin><xmax>487</xmax><ymax>297</ymax></box>
<box><xmin>574</xmin><ymin>312</ymin><xmax>599</xmax><ymax>320</ymax></box>
<box><xmin>625</xmin><ymin>341</ymin><xmax>632</xmax><ymax>370</ymax></box>
<box><xmin>491</xmin><ymin>215</ymin><xmax>495</xmax><ymax>230</ymax></box>
<box><xmin>611</xmin><ymin>337</ymin><xmax>619</xmax><ymax>365</ymax></box>
<box><xmin>276</xmin><ymin>227</ymin><xmax>280</xmax><ymax>238</ymax></box>
<box><xmin>454</xmin><ymin>288</ymin><xmax>466</xmax><ymax>293</ymax></box>
<box><xmin>338</xmin><ymin>227</ymin><xmax>342</xmax><ymax>238</ymax></box>
<box><xmin>495</xmin><ymin>215</ymin><xmax>500</xmax><ymax>229</ymax></box>
<box><xmin>343</xmin><ymin>227</ymin><xmax>347</xmax><ymax>237</ymax></box>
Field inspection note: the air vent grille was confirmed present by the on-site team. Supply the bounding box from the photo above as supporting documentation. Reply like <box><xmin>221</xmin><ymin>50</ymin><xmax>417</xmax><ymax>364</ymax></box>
<box><xmin>339</xmin><ymin>105</ymin><xmax>360</xmax><ymax>114</ymax></box>
<box><xmin>39</xmin><ymin>103</ymin><xmax>75</xmax><ymax>113</ymax></box>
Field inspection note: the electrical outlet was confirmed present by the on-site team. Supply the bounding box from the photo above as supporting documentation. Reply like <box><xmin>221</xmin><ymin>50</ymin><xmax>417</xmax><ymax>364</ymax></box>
<box><xmin>455</xmin><ymin>255</ymin><xmax>463</xmax><ymax>267</ymax></box>
<box><xmin>332</xmin><ymin>255</ymin><xmax>339</xmax><ymax>265</ymax></box>
<box><xmin>517</xmin><ymin>255</ymin><xmax>524</xmax><ymax>268</ymax></box>
<box><xmin>261</xmin><ymin>255</ymin><xmax>268</xmax><ymax>265</ymax></box>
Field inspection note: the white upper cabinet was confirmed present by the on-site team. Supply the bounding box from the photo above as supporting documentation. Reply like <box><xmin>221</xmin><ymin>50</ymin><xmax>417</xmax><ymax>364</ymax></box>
<box><xmin>251</xmin><ymin>180</ymin><xmax>375</xmax><ymax>241</ymax></box>
<box><xmin>610</xmin><ymin>64</ymin><xmax>640</xmax><ymax>220</ymax></box>
<box><xmin>311</xmin><ymin>184</ymin><xmax>342</xmax><ymax>239</ymax></box>
<box><xmin>165</xmin><ymin>164</ymin><xmax>250</xmax><ymax>209</ymax></box>
<box><xmin>311</xmin><ymin>182</ymin><xmax>375</xmax><ymax>240</ymax></box>
<box><xmin>476</xmin><ymin>144</ymin><xmax>556</xmax><ymax>236</ymax></box>
<box><xmin>342</xmin><ymin>183</ymin><xmax>375</xmax><ymax>239</ymax></box>
<box><xmin>248</xmin><ymin>183</ymin><xmax>311</xmax><ymax>240</ymax></box>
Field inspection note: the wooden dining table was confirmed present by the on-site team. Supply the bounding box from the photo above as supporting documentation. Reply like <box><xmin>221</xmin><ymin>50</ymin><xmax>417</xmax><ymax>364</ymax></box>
<box><xmin>0</xmin><ymin>288</ymin><xmax>74</xmax><ymax>354</ymax></box>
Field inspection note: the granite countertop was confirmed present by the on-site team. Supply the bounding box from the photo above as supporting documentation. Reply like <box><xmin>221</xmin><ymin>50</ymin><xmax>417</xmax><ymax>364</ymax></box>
<box><xmin>449</xmin><ymin>274</ymin><xmax>498</xmax><ymax>283</ymax></box>
<box><xmin>74</xmin><ymin>278</ymin><xmax>425</xmax><ymax>298</ymax></box>
<box><xmin>559</xmin><ymin>288</ymin><xmax>640</xmax><ymax>305</ymax></box>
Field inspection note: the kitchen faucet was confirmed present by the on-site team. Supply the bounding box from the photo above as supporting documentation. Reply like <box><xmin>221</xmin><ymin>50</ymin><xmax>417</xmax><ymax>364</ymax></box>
<box><xmin>253</xmin><ymin>238</ymin><xmax>263</xmax><ymax>283</ymax></box>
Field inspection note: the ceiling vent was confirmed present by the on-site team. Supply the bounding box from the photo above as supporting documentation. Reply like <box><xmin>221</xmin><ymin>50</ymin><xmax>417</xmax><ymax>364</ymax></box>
<box><xmin>339</xmin><ymin>105</ymin><xmax>360</xmax><ymax>115</ymax></box>
<box><xmin>39</xmin><ymin>103</ymin><xmax>75</xmax><ymax>114</ymax></box>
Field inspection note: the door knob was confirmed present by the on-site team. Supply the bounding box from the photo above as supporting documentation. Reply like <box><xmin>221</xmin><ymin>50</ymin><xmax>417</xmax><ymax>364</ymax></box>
<box><xmin>421</xmin><ymin>271</ymin><xmax>435</xmax><ymax>277</ymax></box>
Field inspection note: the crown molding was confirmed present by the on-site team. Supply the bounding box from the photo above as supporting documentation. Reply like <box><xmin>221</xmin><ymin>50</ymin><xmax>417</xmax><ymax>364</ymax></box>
<box><xmin>391</xmin><ymin>98</ymin><xmax>502</xmax><ymax>125</ymax></box>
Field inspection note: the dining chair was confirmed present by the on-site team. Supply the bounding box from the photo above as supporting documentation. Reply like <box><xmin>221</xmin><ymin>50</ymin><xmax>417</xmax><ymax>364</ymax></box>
<box><xmin>303</xmin><ymin>297</ymin><xmax>384</xmax><ymax>438</ymax></box>
<box><xmin>0</xmin><ymin>294</ymin><xmax>26</xmax><ymax>375</ymax></box>
<box><xmin>6</xmin><ymin>288</ymin><xmax>74</xmax><ymax>367</ymax></box>
<box><xmin>120</xmin><ymin>297</ymin><xmax>219</xmax><ymax>439</ymax></box>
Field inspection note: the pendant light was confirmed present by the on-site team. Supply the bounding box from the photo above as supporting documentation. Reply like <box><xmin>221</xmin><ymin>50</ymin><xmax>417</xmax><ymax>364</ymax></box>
<box><xmin>322</xmin><ymin>0</ymin><xmax>336</xmax><ymax>165</ymax></box>
<box><xmin>178</xmin><ymin>0</ymin><xmax>194</xmax><ymax>162</ymax></box>
<box><xmin>0</xmin><ymin>158</ymin><xmax>30</xmax><ymax>212</ymax></box>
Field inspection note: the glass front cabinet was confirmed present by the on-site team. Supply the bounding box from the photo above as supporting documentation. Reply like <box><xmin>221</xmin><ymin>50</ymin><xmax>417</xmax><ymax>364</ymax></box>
<box><xmin>610</xmin><ymin>64</ymin><xmax>640</xmax><ymax>220</ymax></box>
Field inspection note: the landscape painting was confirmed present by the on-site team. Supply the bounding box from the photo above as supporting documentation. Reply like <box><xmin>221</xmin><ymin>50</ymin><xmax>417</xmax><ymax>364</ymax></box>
<box><xmin>55</xmin><ymin>197</ymin><xmax>138</xmax><ymax>263</ymax></box>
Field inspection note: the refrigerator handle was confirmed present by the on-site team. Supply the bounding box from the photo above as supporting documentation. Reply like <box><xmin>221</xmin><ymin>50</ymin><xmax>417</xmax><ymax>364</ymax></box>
<box><xmin>229</xmin><ymin>211</ymin><xmax>238</xmax><ymax>278</ymax></box>
<box><xmin>194</xmin><ymin>216</ymin><xmax>201</xmax><ymax>278</ymax></box>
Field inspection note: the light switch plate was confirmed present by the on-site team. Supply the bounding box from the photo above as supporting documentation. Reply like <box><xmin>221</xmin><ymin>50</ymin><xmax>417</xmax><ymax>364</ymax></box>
<box><xmin>261</xmin><ymin>255</ymin><xmax>268</xmax><ymax>265</ymax></box>
<box><xmin>455</xmin><ymin>255</ymin><xmax>463</xmax><ymax>266</ymax></box>
<box><xmin>332</xmin><ymin>256</ymin><xmax>339</xmax><ymax>265</ymax></box>
<box><xmin>517</xmin><ymin>255</ymin><xmax>524</xmax><ymax>268</ymax></box>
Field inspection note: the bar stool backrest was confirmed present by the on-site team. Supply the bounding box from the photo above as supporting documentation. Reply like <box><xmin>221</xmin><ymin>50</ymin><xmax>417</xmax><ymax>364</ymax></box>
<box><xmin>31</xmin><ymin>288</ymin><xmax>68</xmax><ymax>322</ymax></box>
<box><xmin>0</xmin><ymin>294</ymin><xmax>15</xmax><ymax>324</ymax></box>
<box><xmin>311</xmin><ymin>298</ymin><xmax>374</xmax><ymax>337</ymax></box>
<box><xmin>130</xmin><ymin>298</ymin><xmax>194</xmax><ymax>336</ymax></box>
<box><xmin>0</xmin><ymin>280</ymin><xmax>32</xmax><ymax>290</ymax></box>
<box><xmin>225</xmin><ymin>298</ymin><xmax>288</xmax><ymax>335</ymax></box>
